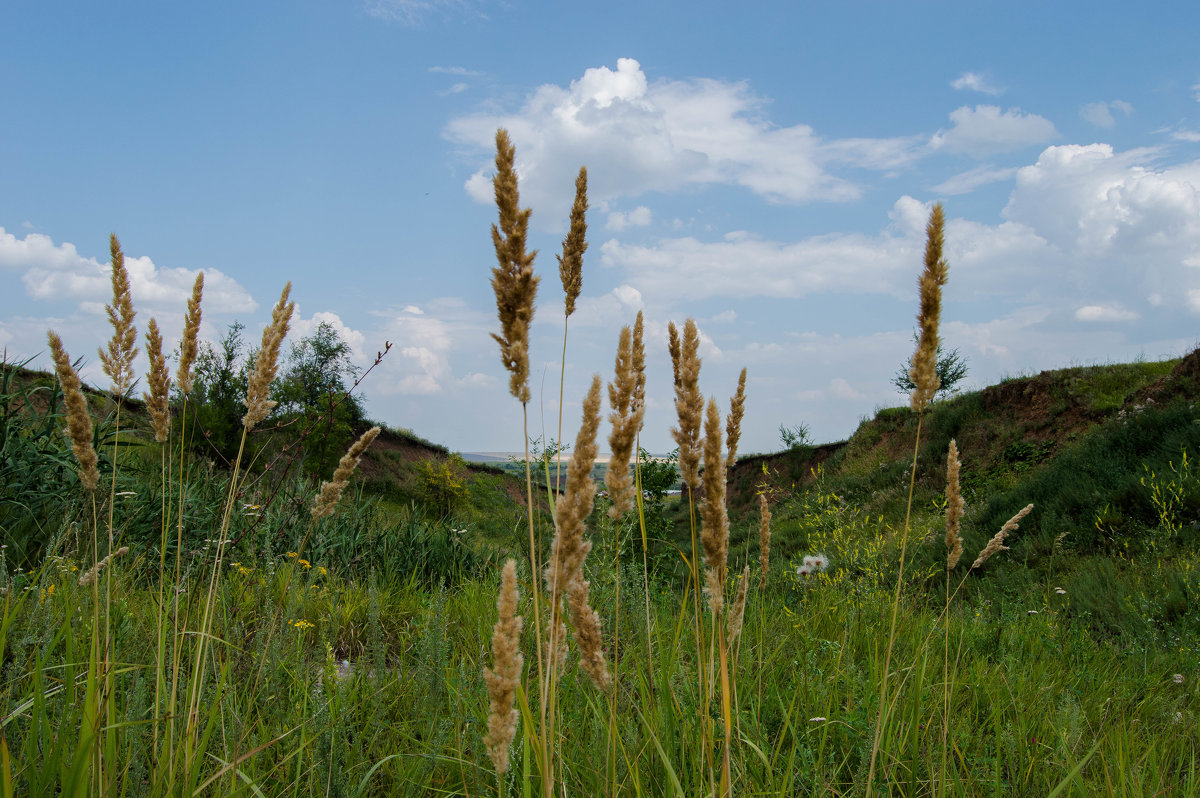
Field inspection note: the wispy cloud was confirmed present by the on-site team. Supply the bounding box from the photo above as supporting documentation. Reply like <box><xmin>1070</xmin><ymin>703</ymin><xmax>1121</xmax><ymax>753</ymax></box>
<box><xmin>429</xmin><ymin>66</ymin><xmax>484</xmax><ymax>76</ymax></box>
<box><xmin>933</xmin><ymin>165</ymin><xmax>1018</xmax><ymax>195</ymax></box>
<box><xmin>951</xmin><ymin>72</ymin><xmax>1003</xmax><ymax>96</ymax></box>
<box><xmin>1080</xmin><ymin>100</ymin><xmax>1133</xmax><ymax>128</ymax></box>
<box><xmin>365</xmin><ymin>0</ymin><xmax>483</xmax><ymax>25</ymax></box>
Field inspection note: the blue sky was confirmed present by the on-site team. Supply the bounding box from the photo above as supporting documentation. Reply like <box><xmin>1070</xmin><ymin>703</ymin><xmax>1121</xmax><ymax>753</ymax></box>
<box><xmin>4</xmin><ymin>1</ymin><xmax>1200</xmax><ymax>454</ymax></box>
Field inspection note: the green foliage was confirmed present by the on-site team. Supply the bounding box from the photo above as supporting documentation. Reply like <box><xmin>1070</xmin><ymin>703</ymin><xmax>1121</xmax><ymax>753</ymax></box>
<box><xmin>184</xmin><ymin>320</ymin><xmax>249</xmax><ymax>464</ymax></box>
<box><xmin>778</xmin><ymin>422</ymin><xmax>812</xmax><ymax>452</ymax></box>
<box><xmin>418</xmin><ymin>455</ymin><xmax>469</xmax><ymax>517</ymax></box>
<box><xmin>893</xmin><ymin>332</ymin><xmax>969</xmax><ymax>399</ymax></box>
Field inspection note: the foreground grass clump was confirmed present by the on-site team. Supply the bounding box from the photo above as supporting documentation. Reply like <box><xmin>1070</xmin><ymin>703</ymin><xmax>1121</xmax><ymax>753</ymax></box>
<box><xmin>3</xmin><ymin>540</ymin><xmax>1197</xmax><ymax>795</ymax></box>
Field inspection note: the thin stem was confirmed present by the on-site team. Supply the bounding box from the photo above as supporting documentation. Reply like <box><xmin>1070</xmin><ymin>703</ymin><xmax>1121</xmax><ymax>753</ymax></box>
<box><xmin>866</xmin><ymin>410</ymin><xmax>925</xmax><ymax>796</ymax></box>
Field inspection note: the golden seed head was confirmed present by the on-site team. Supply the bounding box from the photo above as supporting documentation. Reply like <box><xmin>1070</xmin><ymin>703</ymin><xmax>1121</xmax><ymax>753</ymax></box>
<box><xmin>98</xmin><ymin>233</ymin><xmax>138</xmax><ymax>396</ymax></box>
<box><xmin>544</xmin><ymin>376</ymin><xmax>603</xmax><ymax>600</ymax></box>
<box><xmin>243</xmin><ymin>282</ymin><xmax>294</xmax><ymax>430</ymax></box>
<box><xmin>311</xmin><ymin>426</ymin><xmax>382</xmax><ymax>519</ymax></box>
<box><xmin>489</xmin><ymin>128</ymin><xmax>540</xmax><ymax>404</ymax></box>
<box><xmin>47</xmin><ymin>330</ymin><xmax>99</xmax><ymax>491</ymax></box>
<box><xmin>670</xmin><ymin>319</ymin><xmax>703</xmax><ymax>492</ymax></box>
<box><xmin>557</xmin><ymin>166</ymin><xmax>588</xmax><ymax>318</ymax></box>
<box><xmin>909</xmin><ymin>203</ymin><xmax>948</xmax><ymax>412</ymax></box>
<box><xmin>176</xmin><ymin>272</ymin><xmax>204</xmax><ymax>395</ymax></box>
<box><xmin>143</xmin><ymin>318</ymin><xmax>171</xmax><ymax>442</ymax></box>
<box><xmin>972</xmin><ymin>503</ymin><xmax>1033</xmax><ymax>569</ymax></box>
<box><xmin>606</xmin><ymin>321</ymin><xmax>644</xmax><ymax>519</ymax></box>
<box><xmin>726</xmin><ymin>368</ymin><xmax>747</xmax><ymax>467</ymax></box>
<box><xmin>758</xmin><ymin>493</ymin><xmax>772</xmax><ymax>589</ymax></box>
<box><xmin>700</xmin><ymin>398</ymin><xmax>730</xmax><ymax>613</ymax></box>
<box><xmin>483</xmin><ymin>559</ymin><xmax>524</xmax><ymax>775</ymax></box>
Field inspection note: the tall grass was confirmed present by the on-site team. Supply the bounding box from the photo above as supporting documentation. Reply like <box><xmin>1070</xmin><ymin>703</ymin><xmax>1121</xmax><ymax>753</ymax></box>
<box><xmin>0</xmin><ymin>162</ymin><xmax>1197</xmax><ymax>797</ymax></box>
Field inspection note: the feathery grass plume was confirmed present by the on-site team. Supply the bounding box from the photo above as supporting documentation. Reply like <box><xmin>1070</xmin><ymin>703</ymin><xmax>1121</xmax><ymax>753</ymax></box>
<box><xmin>908</xmin><ymin>204</ymin><xmax>948</xmax><ymax>412</ymax></box>
<box><xmin>758</xmin><ymin>493</ymin><xmax>772</xmax><ymax>589</ymax></box>
<box><xmin>667</xmin><ymin>322</ymin><xmax>682</xmax><ymax>390</ymax></box>
<box><xmin>670</xmin><ymin>319</ymin><xmax>703</xmax><ymax>493</ymax></box>
<box><xmin>726</xmin><ymin>367</ymin><xmax>747</xmax><ymax>466</ymax></box>
<box><xmin>972</xmin><ymin>503</ymin><xmax>1033</xmax><ymax>569</ymax></box>
<box><xmin>606</xmin><ymin>321</ymin><xmax>645</xmax><ymax>518</ymax></box>
<box><xmin>311</xmin><ymin>426</ymin><xmax>382</xmax><ymax>519</ymax></box>
<box><xmin>631</xmin><ymin>310</ymin><xmax>645</xmax><ymax>413</ymax></box>
<box><xmin>47</xmin><ymin>331</ymin><xmax>100</xmax><ymax>491</ymax></box>
<box><xmin>543</xmin><ymin>377</ymin><xmax>604</xmax><ymax>678</ymax></box>
<box><xmin>557</xmin><ymin>166</ymin><xmax>587</xmax><ymax>318</ymax></box>
<box><xmin>945</xmin><ymin>439</ymin><xmax>965</xmax><ymax>569</ymax></box>
<box><xmin>79</xmin><ymin>546</ymin><xmax>129</xmax><ymax>587</ymax></box>
<box><xmin>490</xmin><ymin>128</ymin><xmax>540</xmax><ymax>404</ymax></box>
<box><xmin>567</xmin><ymin>572</ymin><xmax>610</xmax><ymax>690</ymax></box>
<box><xmin>483</xmin><ymin>559</ymin><xmax>524</xmax><ymax>775</ymax></box>
<box><xmin>176</xmin><ymin>272</ymin><xmax>204</xmax><ymax>395</ymax></box>
<box><xmin>144</xmin><ymin>318</ymin><xmax>171</xmax><ymax>442</ymax></box>
<box><xmin>700</xmin><ymin>398</ymin><xmax>730</xmax><ymax>614</ymax></box>
<box><xmin>242</xmin><ymin>282</ymin><xmax>294</xmax><ymax>430</ymax></box>
<box><xmin>98</xmin><ymin>233</ymin><xmax>138</xmax><ymax>396</ymax></box>
<box><xmin>727</xmin><ymin>564</ymin><xmax>750</xmax><ymax>642</ymax></box>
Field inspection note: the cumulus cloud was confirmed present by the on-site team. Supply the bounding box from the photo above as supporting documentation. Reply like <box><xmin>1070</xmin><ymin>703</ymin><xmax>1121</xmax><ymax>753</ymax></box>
<box><xmin>930</xmin><ymin>105</ymin><xmax>1057</xmax><ymax>156</ymax></box>
<box><xmin>951</xmin><ymin>72</ymin><xmax>1003</xmax><ymax>95</ymax></box>
<box><xmin>0</xmin><ymin>227</ymin><xmax>255</xmax><ymax>316</ymax></box>
<box><xmin>1003</xmin><ymin>144</ymin><xmax>1200</xmax><ymax>257</ymax></box>
<box><xmin>1075</xmin><ymin>304</ymin><xmax>1139</xmax><ymax>322</ymax></box>
<box><xmin>447</xmin><ymin>58</ymin><xmax>918</xmax><ymax>221</ymax></box>
<box><xmin>607</xmin><ymin>206</ymin><xmax>652</xmax><ymax>231</ymax></box>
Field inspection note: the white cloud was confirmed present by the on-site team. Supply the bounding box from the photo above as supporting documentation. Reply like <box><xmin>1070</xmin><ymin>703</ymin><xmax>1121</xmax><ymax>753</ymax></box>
<box><xmin>598</xmin><ymin>195</ymin><xmax>1043</xmax><ymax>304</ymax></box>
<box><xmin>429</xmin><ymin>66</ymin><xmax>483</xmax><ymax>77</ymax></box>
<box><xmin>1170</xmin><ymin>127</ymin><xmax>1200</xmax><ymax>143</ymax></box>
<box><xmin>930</xmin><ymin>105</ymin><xmax>1057</xmax><ymax>156</ymax></box>
<box><xmin>0</xmin><ymin>227</ymin><xmax>255</xmax><ymax>316</ymax></box>
<box><xmin>829</xmin><ymin>377</ymin><xmax>862</xmax><ymax>400</ymax></box>
<box><xmin>951</xmin><ymin>72</ymin><xmax>1003</xmax><ymax>95</ymax></box>
<box><xmin>365</xmin><ymin>0</ymin><xmax>483</xmax><ymax>25</ymax></box>
<box><xmin>1188</xmin><ymin>289</ymin><xmax>1200</xmax><ymax>314</ymax></box>
<box><xmin>443</xmin><ymin>82</ymin><xmax>469</xmax><ymax>95</ymax></box>
<box><xmin>1081</xmin><ymin>100</ymin><xmax>1132</xmax><ymax>129</ymax></box>
<box><xmin>1004</xmin><ymin>144</ymin><xmax>1200</xmax><ymax>257</ymax></box>
<box><xmin>290</xmin><ymin>310</ymin><xmax>370</xmax><ymax>366</ymax></box>
<box><xmin>446</xmin><ymin>58</ymin><xmax>918</xmax><ymax>222</ymax></box>
<box><xmin>1075</xmin><ymin>304</ymin><xmax>1139</xmax><ymax>322</ymax></box>
<box><xmin>606</xmin><ymin>206</ymin><xmax>652</xmax><ymax>231</ymax></box>
<box><xmin>933</xmin><ymin>165</ymin><xmax>1019</xmax><ymax>195</ymax></box>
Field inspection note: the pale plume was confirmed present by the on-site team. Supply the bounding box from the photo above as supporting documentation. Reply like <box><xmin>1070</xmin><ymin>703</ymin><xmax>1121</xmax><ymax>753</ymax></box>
<box><xmin>176</xmin><ymin>272</ymin><xmax>204</xmax><ymax>395</ymax></box>
<box><xmin>972</xmin><ymin>503</ymin><xmax>1033</xmax><ymax>569</ymax></box>
<box><xmin>243</xmin><ymin>283</ymin><xmax>294</xmax><ymax>430</ymax></box>
<box><xmin>490</xmin><ymin>128</ymin><xmax>539</xmax><ymax>404</ymax></box>
<box><xmin>483</xmin><ymin>559</ymin><xmax>524</xmax><ymax>775</ymax></box>
<box><xmin>143</xmin><ymin>318</ymin><xmax>171</xmax><ymax>442</ymax></box>
<box><xmin>311</xmin><ymin>427</ymin><xmax>383</xmax><ymax>519</ymax></box>
<box><xmin>908</xmin><ymin>204</ymin><xmax>948</xmax><ymax>412</ymax></box>
<box><xmin>557</xmin><ymin>166</ymin><xmax>587</xmax><ymax>318</ymax></box>
<box><xmin>47</xmin><ymin>331</ymin><xmax>99</xmax><ymax>491</ymax></box>
<box><xmin>98</xmin><ymin>234</ymin><xmax>138</xmax><ymax>396</ymax></box>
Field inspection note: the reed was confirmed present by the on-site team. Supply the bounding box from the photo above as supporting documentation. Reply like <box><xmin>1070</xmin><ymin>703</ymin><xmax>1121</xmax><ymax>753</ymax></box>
<box><xmin>484</xmin><ymin>559</ymin><xmax>524</xmax><ymax>780</ymax></box>
<box><xmin>867</xmin><ymin>202</ymin><xmax>948</xmax><ymax>797</ymax></box>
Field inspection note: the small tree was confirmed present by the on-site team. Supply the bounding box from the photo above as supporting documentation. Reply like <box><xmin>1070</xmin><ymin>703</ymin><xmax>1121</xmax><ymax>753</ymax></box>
<box><xmin>779</xmin><ymin>423</ymin><xmax>812</xmax><ymax>452</ymax></box>
<box><xmin>892</xmin><ymin>333</ymin><xmax>968</xmax><ymax>401</ymax></box>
